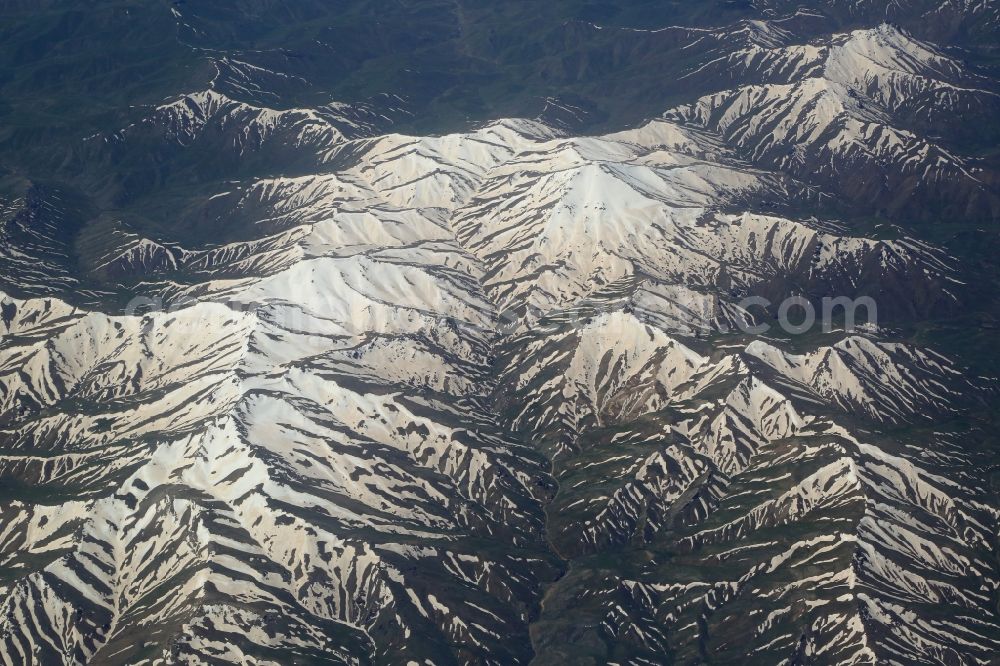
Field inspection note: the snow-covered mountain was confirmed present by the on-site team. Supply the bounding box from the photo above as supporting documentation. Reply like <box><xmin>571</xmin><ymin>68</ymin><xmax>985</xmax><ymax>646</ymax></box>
<box><xmin>665</xmin><ymin>25</ymin><xmax>1000</xmax><ymax>218</ymax></box>
<box><xmin>0</xmin><ymin>3</ymin><xmax>998</xmax><ymax>665</ymax></box>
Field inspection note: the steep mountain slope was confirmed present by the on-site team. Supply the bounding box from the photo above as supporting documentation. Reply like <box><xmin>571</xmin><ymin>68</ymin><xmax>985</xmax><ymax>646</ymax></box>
<box><xmin>0</xmin><ymin>230</ymin><xmax>560</xmax><ymax>665</ymax></box>
<box><xmin>505</xmin><ymin>304</ymin><xmax>997</xmax><ymax>664</ymax></box>
<box><xmin>0</xmin><ymin>3</ymin><xmax>998</xmax><ymax>666</ymax></box>
<box><xmin>666</xmin><ymin>25</ymin><xmax>1000</xmax><ymax>219</ymax></box>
